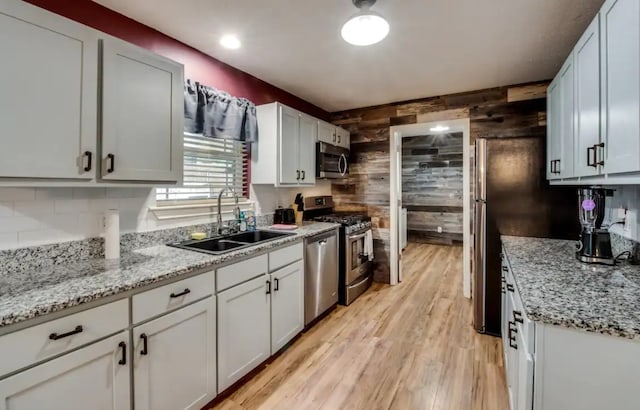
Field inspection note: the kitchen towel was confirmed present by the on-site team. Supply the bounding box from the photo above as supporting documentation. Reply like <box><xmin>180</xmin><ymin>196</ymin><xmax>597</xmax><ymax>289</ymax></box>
<box><xmin>104</xmin><ymin>209</ymin><xmax>120</xmax><ymax>260</ymax></box>
<box><xmin>364</xmin><ymin>230</ymin><xmax>374</xmax><ymax>262</ymax></box>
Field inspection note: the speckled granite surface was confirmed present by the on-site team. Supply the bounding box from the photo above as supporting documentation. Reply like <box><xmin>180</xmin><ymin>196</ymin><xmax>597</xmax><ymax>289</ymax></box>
<box><xmin>0</xmin><ymin>222</ymin><xmax>338</xmax><ymax>329</ymax></box>
<box><xmin>501</xmin><ymin>235</ymin><xmax>640</xmax><ymax>340</ymax></box>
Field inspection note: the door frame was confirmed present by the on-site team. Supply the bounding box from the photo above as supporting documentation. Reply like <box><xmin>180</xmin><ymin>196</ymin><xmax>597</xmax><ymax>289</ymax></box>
<box><xmin>389</xmin><ymin>118</ymin><xmax>472</xmax><ymax>298</ymax></box>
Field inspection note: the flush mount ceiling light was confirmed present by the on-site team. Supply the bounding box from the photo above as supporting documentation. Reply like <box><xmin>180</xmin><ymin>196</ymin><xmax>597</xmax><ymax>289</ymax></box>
<box><xmin>341</xmin><ymin>0</ymin><xmax>390</xmax><ymax>46</ymax></box>
<box><xmin>430</xmin><ymin>125</ymin><xmax>451</xmax><ymax>132</ymax></box>
<box><xmin>220</xmin><ymin>34</ymin><xmax>241</xmax><ymax>50</ymax></box>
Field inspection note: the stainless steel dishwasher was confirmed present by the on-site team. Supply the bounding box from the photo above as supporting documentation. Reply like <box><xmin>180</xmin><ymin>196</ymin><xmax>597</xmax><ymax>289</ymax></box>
<box><xmin>304</xmin><ymin>229</ymin><xmax>339</xmax><ymax>325</ymax></box>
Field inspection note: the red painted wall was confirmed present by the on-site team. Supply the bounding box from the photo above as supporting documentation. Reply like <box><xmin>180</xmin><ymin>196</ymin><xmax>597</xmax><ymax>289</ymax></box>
<box><xmin>24</xmin><ymin>0</ymin><xmax>329</xmax><ymax>120</ymax></box>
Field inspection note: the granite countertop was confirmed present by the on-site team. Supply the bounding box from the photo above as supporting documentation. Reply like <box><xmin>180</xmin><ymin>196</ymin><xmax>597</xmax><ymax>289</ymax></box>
<box><xmin>0</xmin><ymin>222</ymin><xmax>339</xmax><ymax>329</ymax></box>
<box><xmin>501</xmin><ymin>235</ymin><xmax>640</xmax><ymax>340</ymax></box>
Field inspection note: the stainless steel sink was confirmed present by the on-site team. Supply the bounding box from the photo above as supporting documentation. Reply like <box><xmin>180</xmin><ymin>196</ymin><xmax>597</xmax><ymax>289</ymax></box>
<box><xmin>168</xmin><ymin>230</ymin><xmax>295</xmax><ymax>255</ymax></box>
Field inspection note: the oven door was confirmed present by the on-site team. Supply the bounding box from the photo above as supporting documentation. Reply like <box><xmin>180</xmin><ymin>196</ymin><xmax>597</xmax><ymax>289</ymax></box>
<box><xmin>346</xmin><ymin>230</ymin><xmax>373</xmax><ymax>284</ymax></box>
<box><xmin>317</xmin><ymin>142</ymin><xmax>349</xmax><ymax>179</ymax></box>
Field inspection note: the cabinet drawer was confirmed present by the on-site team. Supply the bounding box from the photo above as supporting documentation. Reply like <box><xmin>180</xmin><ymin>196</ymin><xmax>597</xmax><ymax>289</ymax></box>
<box><xmin>269</xmin><ymin>242</ymin><xmax>303</xmax><ymax>271</ymax></box>
<box><xmin>217</xmin><ymin>254</ymin><xmax>268</xmax><ymax>292</ymax></box>
<box><xmin>132</xmin><ymin>271</ymin><xmax>214</xmax><ymax>324</ymax></box>
<box><xmin>0</xmin><ymin>299</ymin><xmax>128</xmax><ymax>377</ymax></box>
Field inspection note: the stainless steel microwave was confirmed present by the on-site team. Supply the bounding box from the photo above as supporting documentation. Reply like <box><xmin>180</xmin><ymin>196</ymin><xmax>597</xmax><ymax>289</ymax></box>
<box><xmin>316</xmin><ymin>142</ymin><xmax>349</xmax><ymax>179</ymax></box>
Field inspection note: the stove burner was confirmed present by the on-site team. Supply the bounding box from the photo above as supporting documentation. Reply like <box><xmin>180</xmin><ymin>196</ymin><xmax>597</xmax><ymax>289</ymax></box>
<box><xmin>313</xmin><ymin>213</ymin><xmax>370</xmax><ymax>226</ymax></box>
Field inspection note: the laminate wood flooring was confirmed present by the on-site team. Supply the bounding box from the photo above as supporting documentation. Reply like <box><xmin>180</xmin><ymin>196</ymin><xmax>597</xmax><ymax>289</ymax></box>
<box><xmin>209</xmin><ymin>243</ymin><xmax>509</xmax><ymax>410</ymax></box>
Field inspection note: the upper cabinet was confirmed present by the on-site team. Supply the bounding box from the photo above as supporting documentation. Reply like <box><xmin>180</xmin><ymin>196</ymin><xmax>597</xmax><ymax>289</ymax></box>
<box><xmin>547</xmin><ymin>0</ymin><xmax>640</xmax><ymax>184</ymax></box>
<box><xmin>0</xmin><ymin>0</ymin><xmax>183</xmax><ymax>186</ymax></box>
<box><xmin>101</xmin><ymin>39</ymin><xmax>183</xmax><ymax>182</ymax></box>
<box><xmin>318</xmin><ymin>120</ymin><xmax>350</xmax><ymax>149</ymax></box>
<box><xmin>0</xmin><ymin>0</ymin><xmax>98</xmax><ymax>181</ymax></box>
<box><xmin>252</xmin><ymin>102</ymin><xmax>319</xmax><ymax>187</ymax></box>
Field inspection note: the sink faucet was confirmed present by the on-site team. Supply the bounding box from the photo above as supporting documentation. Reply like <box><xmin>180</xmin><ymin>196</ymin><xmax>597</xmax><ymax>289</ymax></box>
<box><xmin>217</xmin><ymin>186</ymin><xmax>241</xmax><ymax>236</ymax></box>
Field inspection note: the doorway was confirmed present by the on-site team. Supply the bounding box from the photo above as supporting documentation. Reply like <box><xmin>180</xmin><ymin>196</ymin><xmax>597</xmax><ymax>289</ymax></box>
<box><xmin>389</xmin><ymin>118</ymin><xmax>472</xmax><ymax>298</ymax></box>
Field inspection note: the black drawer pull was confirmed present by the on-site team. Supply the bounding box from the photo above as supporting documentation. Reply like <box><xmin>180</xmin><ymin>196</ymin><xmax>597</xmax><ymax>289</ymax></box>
<box><xmin>140</xmin><ymin>333</ymin><xmax>148</xmax><ymax>356</ymax></box>
<box><xmin>84</xmin><ymin>151</ymin><xmax>92</xmax><ymax>172</ymax></box>
<box><xmin>49</xmin><ymin>325</ymin><xmax>83</xmax><ymax>340</ymax></box>
<box><xmin>501</xmin><ymin>266</ymin><xmax>508</xmax><ymax>272</ymax></box>
<box><xmin>296</xmin><ymin>170</ymin><xmax>300</xmax><ymax>180</ymax></box>
<box><xmin>595</xmin><ymin>142</ymin><xmax>605</xmax><ymax>166</ymax></box>
<box><xmin>107</xmin><ymin>153</ymin><xmax>115</xmax><ymax>173</ymax></box>
<box><xmin>266</xmin><ymin>280</ymin><xmax>271</xmax><ymax>294</ymax></box>
<box><xmin>506</xmin><ymin>283</ymin><xmax>515</xmax><ymax>293</ymax></box>
<box><xmin>118</xmin><ymin>341</ymin><xmax>127</xmax><ymax>365</ymax></box>
<box><xmin>587</xmin><ymin>145</ymin><xmax>597</xmax><ymax>168</ymax></box>
<box><xmin>508</xmin><ymin>321</ymin><xmax>518</xmax><ymax>350</ymax></box>
<box><xmin>170</xmin><ymin>288</ymin><xmax>191</xmax><ymax>298</ymax></box>
<box><xmin>274</xmin><ymin>278</ymin><xmax>279</xmax><ymax>291</ymax></box>
<box><xmin>301</xmin><ymin>170</ymin><xmax>306</xmax><ymax>180</ymax></box>
<box><xmin>513</xmin><ymin>310</ymin><xmax>524</xmax><ymax>324</ymax></box>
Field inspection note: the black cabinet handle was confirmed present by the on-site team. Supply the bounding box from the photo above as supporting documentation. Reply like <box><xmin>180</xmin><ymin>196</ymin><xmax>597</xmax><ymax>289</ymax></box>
<box><xmin>501</xmin><ymin>284</ymin><xmax>506</xmax><ymax>294</ymax></box>
<box><xmin>502</xmin><ymin>266</ymin><xmax>508</xmax><ymax>272</ymax></box>
<box><xmin>587</xmin><ymin>145</ymin><xmax>597</xmax><ymax>168</ymax></box>
<box><xmin>107</xmin><ymin>154</ymin><xmax>115</xmax><ymax>173</ymax></box>
<box><xmin>513</xmin><ymin>310</ymin><xmax>524</xmax><ymax>324</ymax></box>
<box><xmin>296</xmin><ymin>170</ymin><xmax>300</xmax><ymax>180</ymax></box>
<box><xmin>274</xmin><ymin>278</ymin><xmax>280</xmax><ymax>291</ymax></box>
<box><xmin>266</xmin><ymin>280</ymin><xmax>271</xmax><ymax>294</ymax></box>
<box><xmin>140</xmin><ymin>333</ymin><xmax>148</xmax><ymax>356</ymax></box>
<box><xmin>118</xmin><ymin>341</ymin><xmax>127</xmax><ymax>365</ymax></box>
<box><xmin>49</xmin><ymin>325</ymin><xmax>83</xmax><ymax>340</ymax></box>
<box><xmin>337</xmin><ymin>135</ymin><xmax>341</xmax><ymax>144</ymax></box>
<box><xmin>83</xmin><ymin>151</ymin><xmax>92</xmax><ymax>172</ymax></box>
<box><xmin>555</xmin><ymin>159</ymin><xmax>561</xmax><ymax>174</ymax></box>
<box><xmin>170</xmin><ymin>288</ymin><xmax>191</xmax><ymax>298</ymax></box>
<box><xmin>595</xmin><ymin>142</ymin><xmax>605</xmax><ymax>166</ymax></box>
<box><xmin>508</xmin><ymin>321</ymin><xmax>518</xmax><ymax>349</ymax></box>
<box><xmin>506</xmin><ymin>283</ymin><xmax>515</xmax><ymax>293</ymax></box>
<box><xmin>301</xmin><ymin>170</ymin><xmax>306</xmax><ymax>180</ymax></box>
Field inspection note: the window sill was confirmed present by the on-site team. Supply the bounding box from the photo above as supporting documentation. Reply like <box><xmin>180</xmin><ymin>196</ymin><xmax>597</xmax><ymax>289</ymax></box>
<box><xmin>149</xmin><ymin>201</ymin><xmax>254</xmax><ymax>221</ymax></box>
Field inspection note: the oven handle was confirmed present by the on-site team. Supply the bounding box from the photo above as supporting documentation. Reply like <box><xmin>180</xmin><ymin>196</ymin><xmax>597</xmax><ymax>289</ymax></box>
<box><xmin>338</xmin><ymin>154</ymin><xmax>348</xmax><ymax>176</ymax></box>
<box><xmin>348</xmin><ymin>275</ymin><xmax>371</xmax><ymax>289</ymax></box>
<box><xmin>348</xmin><ymin>232</ymin><xmax>368</xmax><ymax>241</ymax></box>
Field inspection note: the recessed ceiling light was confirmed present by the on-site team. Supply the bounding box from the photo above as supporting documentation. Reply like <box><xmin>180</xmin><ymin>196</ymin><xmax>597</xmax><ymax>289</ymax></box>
<box><xmin>220</xmin><ymin>34</ymin><xmax>241</xmax><ymax>50</ymax></box>
<box><xmin>430</xmin><ymin>125</ymin><xmax>450</xmax><ymax>132</ymax></box>
<box><xmin>342</xmin><ymin>0</ymin><xmax>390</xmax><ymax>46</ymax></box>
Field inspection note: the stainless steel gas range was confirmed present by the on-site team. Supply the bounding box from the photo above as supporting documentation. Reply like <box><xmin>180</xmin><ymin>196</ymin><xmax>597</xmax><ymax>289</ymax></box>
<box><xmin>304</xmin><ymin>196</ymin><xmax>373</xmax><ymax>305</ymax></box>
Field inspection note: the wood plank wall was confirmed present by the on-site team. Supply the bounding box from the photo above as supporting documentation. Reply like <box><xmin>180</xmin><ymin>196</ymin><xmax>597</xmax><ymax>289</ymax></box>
<box><xmin>402</xmin><ymin>133</ymin><xmax>463</xmax><ymax>245</ymax></box>
<box><xmin>330</xmin><ymin>82</ymin><xmax>548</xmax><ymax>283</ymax></box>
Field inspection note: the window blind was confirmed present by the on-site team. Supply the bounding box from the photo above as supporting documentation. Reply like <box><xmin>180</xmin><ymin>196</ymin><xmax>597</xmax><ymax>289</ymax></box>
<box><xmin>156</xmin><ymin>133</ymin><xmax>248</xmax><ymax>202</ymax></box>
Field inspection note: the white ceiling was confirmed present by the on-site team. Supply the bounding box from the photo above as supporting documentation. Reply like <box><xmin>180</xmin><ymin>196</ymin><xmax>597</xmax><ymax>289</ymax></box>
<box><xmin>94</xmin><ymin>0</ymin><xmax>604</xmax><ymax>112</ymax></box>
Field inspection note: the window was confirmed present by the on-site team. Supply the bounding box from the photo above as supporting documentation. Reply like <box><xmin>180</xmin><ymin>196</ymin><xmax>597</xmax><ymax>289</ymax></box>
<box><xmin>156</xmin><ymin>133</ymin><xmax>249</xmax><ymax>204</ymax></box>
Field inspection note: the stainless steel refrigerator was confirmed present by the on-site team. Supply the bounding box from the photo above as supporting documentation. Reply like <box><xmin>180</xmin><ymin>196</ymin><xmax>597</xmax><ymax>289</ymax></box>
<box><xmin>472</xmin><ymin>137</ymin><xmax>579</xmax><ymax>335</ymax></box>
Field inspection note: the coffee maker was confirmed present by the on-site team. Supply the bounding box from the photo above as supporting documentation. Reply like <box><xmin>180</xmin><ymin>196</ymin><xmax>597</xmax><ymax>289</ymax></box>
<box><xmin>576</xmin><ymin>187</ymin><xmax>615</xmax><ymax>265</ymax></box>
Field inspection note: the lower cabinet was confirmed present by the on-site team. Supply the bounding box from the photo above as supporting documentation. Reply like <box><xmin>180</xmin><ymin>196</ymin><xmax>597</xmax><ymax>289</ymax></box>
<box><xmin>0</xmin><ymin>331</ymin><xmax>130</xmax><ymax>410</ymax></box>
<box><xmin>270</xmin><ymin>260</ymin><xmax>305</xmax><ymax>353</ymax></box>
<box><xmin>133</xmin><ymin>297</ymin><xmax>217</xmax><ymax>410</ymax></box>
<box><xmin>217</xmin><ymin>274</ymin><xmax>271</xmax><ymax>392</ymax></box>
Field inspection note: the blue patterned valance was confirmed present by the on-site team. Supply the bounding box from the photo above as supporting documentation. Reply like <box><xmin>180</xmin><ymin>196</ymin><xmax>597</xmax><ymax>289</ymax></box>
<box><xmin>184</xmin><ymin>79</ymin><xmax>258</xmax><ymax>143</ymax></box>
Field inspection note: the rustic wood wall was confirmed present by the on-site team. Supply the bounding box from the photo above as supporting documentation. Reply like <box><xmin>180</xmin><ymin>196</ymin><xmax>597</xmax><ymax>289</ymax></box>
<box><xmin>330</xmin><ymin>82</ymin><xmax>548</xmax><ymax>283</ymax></box>
<box><xmin>402</xmin><ymin>133</ymin><xmax>463</xmax><ymax>245</ymax></box>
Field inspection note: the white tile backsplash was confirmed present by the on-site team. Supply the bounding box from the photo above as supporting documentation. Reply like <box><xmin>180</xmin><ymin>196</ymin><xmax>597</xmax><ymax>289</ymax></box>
<box><xmin>606</xmin><ymin>185</ymin><xmax>640</xmax><ymax>242</ymax></box>
<box><xmin>0</xmin><ymin>188</ymin><xmax>36</xmax><ymax>201</ymax></box>
<box><xmin>0</xmin><ymin>202</ymin><xmax>13</xmax><ymax>217</ymax></box>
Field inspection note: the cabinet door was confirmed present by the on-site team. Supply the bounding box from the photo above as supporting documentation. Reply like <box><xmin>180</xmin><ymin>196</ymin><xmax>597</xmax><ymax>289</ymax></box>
<box><xmin>558</xmin><ymin>55</ymin><xmax>576</xmax><ymax>179</ymax></box>
<box><xmin>271</xmin><ymin>260</ymin><xmax>304</xmax><ymax>353</ymax></box>
<box><xmin>516</xmin><ymin>328</ymin><xmax>534</xmax><ymax>410</ymax></box>
<box><xmin>0</xmin><ymin>331</ymin><xmax>129</xmax><ymax>410</ymax></box>
<box><xmin>547</xmin><ymin>79</ymin><xmax>562</xmax><ymax>180</ymax></box>
<box><xmin>101</xmin><ymin>38</ymin><xmax>183</xmax><ymax>182</ymax></box>
<box><xmin>600</xmin><ymin>0</ymin><xmax>640</xmax><ymax>174</ymax></box>
<box><xmin>318</xmin><ymin>121</ymin><xmax>337</xmax><ymax>144</ymax></box>
<box><xmin>0</xmin><ymin>1</ymin><xmax>97</xmax><ymax>180</ymax></box>
<box><xmin>574</xmin><ymin>15</ymin><xmax>601</xmax><ymax>177</ymax></box>
<box><xmin>298</xmin><ymin>114</ymin><xmax>317</xmax><ymax>185</ymax></box>
<box><xmin>133</xmin><ymin>297</ymin><xmax>216</xmax><ymax>410</ymax></box>
<box><xmin>279</xmin><ymin>105</ymin><xmax>300</xmax><ymax>185</ymax></box>
<box><xmin>336</xmin><ymin>127</ymin><xmax>351</xmax><ymax>149</ymax></box>
<box><xmin>505</xmin><ymin>291</ymin><xmax>519</xmax><ymax>410</ymax></box>
<box><xmin>217</xmin><ymin>275</ymin><xmax>271</xmax><ymax>392</ymax></box>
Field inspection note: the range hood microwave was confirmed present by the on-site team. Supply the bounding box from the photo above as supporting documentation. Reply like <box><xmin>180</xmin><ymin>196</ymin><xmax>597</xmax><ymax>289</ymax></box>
<box><xmin>316</xmin><ymin>142</ymin><xmax>349</xmax><ymax>179</ymax></box>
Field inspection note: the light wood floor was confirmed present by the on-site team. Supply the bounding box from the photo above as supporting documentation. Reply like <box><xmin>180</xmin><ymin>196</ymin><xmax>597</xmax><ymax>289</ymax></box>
<box><xmin>210</xmin><ymin>243</ymin><xmax>509</xmax><ymax>410</ymax></box>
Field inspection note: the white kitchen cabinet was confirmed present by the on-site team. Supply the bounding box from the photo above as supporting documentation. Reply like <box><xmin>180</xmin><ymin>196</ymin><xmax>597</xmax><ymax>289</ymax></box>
<box><xmin>0</xmin><ymin>331</ymin><xmax>130</xmax><ymax>410</ymax></box>
<box><xmin>574</xmin><ymin>15</ymin><xmax>601</xmax><ymax>177</ymax></box>
<box><xmin>516</xmin><ymin>327</ymin><xmax>534</xmax><ymax>410</ymax></box>
<box><xmin>270</xmin><ymin>260</ymin><xmax>305</xmax><ymax>353</ymax></box>
<box><xmin>546</xmin><ymin>79</ymin><xmax>562</xmax><ymax>180</ymax></box>
<box><xmin>557</xmin><ymin>55</ymin><xmax>575</xmax><ymax>179</ymax></box>
<box><xmin>0</xmin><ymin>0</ymin><xmax>98</xmax><ymax>181</ymax></box>
<box><xmin>101</xmin><ymin>38</ymin><xmax>183</xmax><ymax>183</ymax></box>
<box><xmin>318</xmin><ymin>120</ymin><xmax>338</xmax><ymax>144</ymax></box>
<box><xmin>600</xmin><ymin>0</ymin><xmax>640</xmax><ymax>175</ymax></box>
<box><xmin>133</xmin><ymin>297</ymin><xmax>217</xmax><ymax>410</ymax></box>
<box><xmin>336</xmin><ymin>126</ymin><xmax>350</xmax><ymax>149</ymax></box>
<box><xmin>217</xmin><ymin>274</ymin><xmax>271</xmax><ymax>392</ymax></box>
<box><xmin>253</xmin><ymin>102</ymin><xmax>317</xmax><ymax>186</ymax></box>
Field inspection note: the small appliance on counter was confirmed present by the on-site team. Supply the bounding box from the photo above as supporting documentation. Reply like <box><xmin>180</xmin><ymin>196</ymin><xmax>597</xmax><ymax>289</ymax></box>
<box><xmin>576</xmin><ymin>187</ymin><xmax>615</xmax><ymax>265</ymax></box>
<box><xmin>273</xmin><ymin>207</ymin><xmax>296</xmax><ymax>225</ymax></box>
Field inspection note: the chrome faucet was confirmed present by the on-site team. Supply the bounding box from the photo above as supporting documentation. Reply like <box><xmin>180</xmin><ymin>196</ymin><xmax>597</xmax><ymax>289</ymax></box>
<box><xmin>217</xmin><ymin>186</ymin><xmax>241</xmax><ymax>236</ymax></box>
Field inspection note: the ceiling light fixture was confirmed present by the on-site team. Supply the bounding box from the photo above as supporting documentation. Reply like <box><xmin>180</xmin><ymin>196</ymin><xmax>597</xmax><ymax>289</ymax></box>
<box><xmin>430</xmin><ymin>125</ymin><xmax>451</xmax><ymax>132</ymax></box>
<box><xmin>341</xmin><ymin>0</ymin><xmax>390</xmax><ymax>46</ymax></box>
<box><xmin>220</xmin><ymin>34</ymin><xmax>241</xmax><ymax>50</ymax></box>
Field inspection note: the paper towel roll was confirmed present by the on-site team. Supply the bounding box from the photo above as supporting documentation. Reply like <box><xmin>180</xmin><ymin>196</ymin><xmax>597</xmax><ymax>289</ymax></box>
<box><xmin>104</xmin><ymin>209</ymin><xmax>120</xmax><ymax>260</ymax></box>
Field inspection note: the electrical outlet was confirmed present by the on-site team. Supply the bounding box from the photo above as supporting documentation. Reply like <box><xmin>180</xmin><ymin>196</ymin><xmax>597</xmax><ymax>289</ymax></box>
<box><xmin>624</xmin><ymin>210</ymin><xmax>637</xmax><ymax>239</ymax></box>
<box><xmin>616</xmin><ymin>207</ymin><xmax>627</xmax><ymax>220</ymax></box>
<box><xmin>437</xmin><ymin>226</ymin><xmax>443</xmax><ymax>233</ymax></box>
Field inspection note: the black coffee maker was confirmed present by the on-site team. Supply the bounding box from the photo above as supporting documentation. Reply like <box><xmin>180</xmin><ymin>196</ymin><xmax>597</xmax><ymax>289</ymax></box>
<box><xmin>576</xmin><ymin>187</ymin><xmax>614</xmax><ymax>265</ymax></box>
